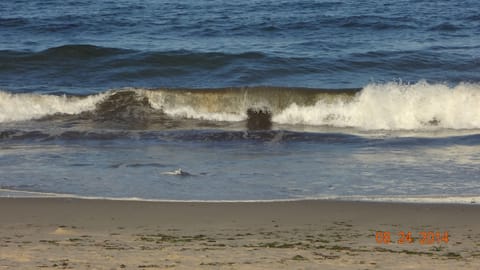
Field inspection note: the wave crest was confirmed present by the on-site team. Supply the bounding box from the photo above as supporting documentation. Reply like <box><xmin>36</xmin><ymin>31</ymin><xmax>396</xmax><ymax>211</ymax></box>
<box><xmin>0</xmin><ymin>91</ymin><xmax>106</xmax><ymax>123</ymax></box>
<box><xmin>1</xmin><ymin>82</ymin><xmax>480</xmax><ymax>130</ymax></box>
<box><xmin>274</xmin><ymin>81</ymin><xmax>480</xmax><ymax>130</ymax></box>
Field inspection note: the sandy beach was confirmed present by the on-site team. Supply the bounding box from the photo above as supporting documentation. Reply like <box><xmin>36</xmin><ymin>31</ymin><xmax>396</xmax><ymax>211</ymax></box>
<box><xmin>0</xmin><ymin>198</ymin><xmax>479</xmax><ymax>269</ymax></box>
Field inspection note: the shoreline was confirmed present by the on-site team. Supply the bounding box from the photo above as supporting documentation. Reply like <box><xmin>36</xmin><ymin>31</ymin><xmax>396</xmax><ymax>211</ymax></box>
<box><xmin>1</xmin><ymin>188</ymin><xmax>479</xmax><ymax>205</ymax></box>
<box><xmin>1</xmin><ymin>198</ymin><xmax>479</xmax><ymax>269</ymax></box>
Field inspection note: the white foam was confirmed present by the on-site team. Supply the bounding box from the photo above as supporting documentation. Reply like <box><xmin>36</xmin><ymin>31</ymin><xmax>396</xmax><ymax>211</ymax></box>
<box><xmin>274</xmin><ymin>81</ymin><xmax>480</xmax><ymax>130</ymax></box>
<box><xmin>3</xmin><ymin>82</ymin><xmax>480</xmax><ymax>130</ymax></box>
<box><xmin>1</xmin><ymin>189</ymin><xmax>478</xmax><ymax>204</ymax></box>
<box><xmin>162</xmin><ymin>105</ymin><xmax>244</xmax><ymax>122</ymax></box>
<box><xmin>144</xmin><ymin>89</ymin><xmax>246</xmax><ymax>122</ymax></box>
<box><xmin>328</xmin><ymin>195</ymin><xmax>480</xmax><ymax>204</ymax></box>
<box><xmin>161</xmin><ymin>168</ymin><xmax>193</xmax><ymax>176</ymax></box>
<box><xmin>0</xmin><ymin>91</ymin><xmax>106</xmax><ymax>123</ymax></box>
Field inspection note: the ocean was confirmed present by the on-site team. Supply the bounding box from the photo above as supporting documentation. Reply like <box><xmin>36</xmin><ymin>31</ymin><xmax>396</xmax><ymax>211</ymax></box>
<box><xmin>0</xmin><ymin>0</ymin><xmax>479</xmax><ymax>202</ymax></box>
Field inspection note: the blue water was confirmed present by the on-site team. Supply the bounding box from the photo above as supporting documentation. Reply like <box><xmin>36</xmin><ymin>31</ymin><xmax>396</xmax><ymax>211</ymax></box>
<box><xmin>0</xmin><ymin>0</ymin><xmax>479</xmax><ymax>201</ymax></box>
<box><xmin>1</xmin><ymin>0</ymin><xmax>479</xmax><ymax>92</ymax></box>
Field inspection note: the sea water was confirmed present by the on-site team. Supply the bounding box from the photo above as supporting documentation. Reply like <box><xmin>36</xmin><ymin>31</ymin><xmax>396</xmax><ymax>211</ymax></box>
<box><xmin>0</xmin><ymin>0</ymin><xmax>479</xmax><ymax>202</ymax></box>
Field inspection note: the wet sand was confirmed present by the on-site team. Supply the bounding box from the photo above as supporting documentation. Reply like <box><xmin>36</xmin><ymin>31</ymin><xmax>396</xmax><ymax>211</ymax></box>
<box><xmin>0</xmin><ymin>198</ymin><xmax>479</xmax><ymax>269</ymax></box>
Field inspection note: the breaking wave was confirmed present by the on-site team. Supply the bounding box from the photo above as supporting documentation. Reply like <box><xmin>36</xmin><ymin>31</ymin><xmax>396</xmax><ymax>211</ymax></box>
<box><xmin>0</xmin><ymin>91</ymin><xmax>106</xmax><ymax>123</ymax></box>
<box><xmin>1</xmin><ymin>81</ymin><xmax>480</xmax><ymax>130</ymax></box>
<box><xmin>274</xmin><ymin>81</ymin><xmax>480</xmax><ymax>130</ymax></box>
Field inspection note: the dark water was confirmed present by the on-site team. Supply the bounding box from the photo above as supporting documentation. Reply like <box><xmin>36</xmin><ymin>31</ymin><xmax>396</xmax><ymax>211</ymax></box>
<box><xmin>0</xmin><ymin>0</ymin><xmax>479</xmax><ymax>201</ymax></box>
<box><xmin>1</xmin><ymin>0</ymin><xmax>479</xmax><ymax>92</ymax></box>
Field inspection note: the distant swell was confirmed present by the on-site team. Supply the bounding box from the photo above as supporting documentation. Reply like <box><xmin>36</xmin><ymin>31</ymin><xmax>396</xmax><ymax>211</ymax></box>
<box><xmin>2</xmin><ymin>44</ymin><xmax>479</xmax><ymax>92</ymax></box>
<box><xmin>1</xmin><ymin>81</ymin><xmax>480</xmax><ymax>130</ymax></box>
<box><xmin>0</xmin><ymin>44</ymin><xmax>267</xmax><ymax>70</ymax></box>
<box><xmin>0</xmin><ymin>45</ymin><xmax>287</xmax><ymax>89</ymax></box>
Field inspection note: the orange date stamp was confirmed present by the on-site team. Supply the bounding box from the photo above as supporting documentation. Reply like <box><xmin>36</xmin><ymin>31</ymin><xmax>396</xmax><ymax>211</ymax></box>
<box><xmin>375</xmin><ymin>231</ymin><xmax>449</xmax><ymax>245</ymax></box>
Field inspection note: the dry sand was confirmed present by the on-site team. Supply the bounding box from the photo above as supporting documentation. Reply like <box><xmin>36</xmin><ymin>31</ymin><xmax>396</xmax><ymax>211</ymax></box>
<box><xmin>0</xmin><ymin>198</ymin><xmax>479</xmax><ymax>269</ymax></box>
